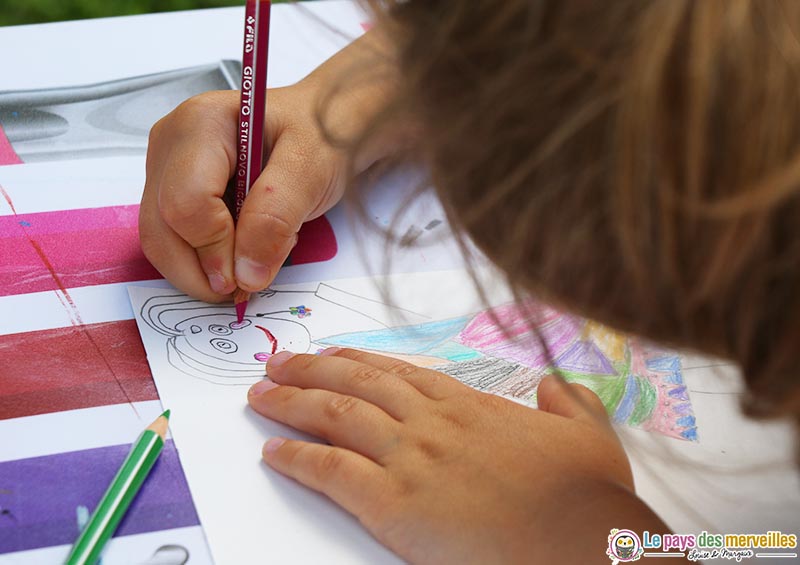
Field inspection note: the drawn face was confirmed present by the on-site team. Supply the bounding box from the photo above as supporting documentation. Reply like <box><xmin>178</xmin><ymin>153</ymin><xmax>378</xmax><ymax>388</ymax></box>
<box><xmin>174</xmin><ymin>314</ymin><xmax>311</xmax><ymax>364</ymax></box>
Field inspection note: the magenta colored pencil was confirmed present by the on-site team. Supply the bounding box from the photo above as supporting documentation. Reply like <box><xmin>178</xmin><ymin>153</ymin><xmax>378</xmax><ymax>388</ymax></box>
<box><xmin>232</xmin><ymin>0</ymin><xmax>271</xmax><ymax>322</ymax></box>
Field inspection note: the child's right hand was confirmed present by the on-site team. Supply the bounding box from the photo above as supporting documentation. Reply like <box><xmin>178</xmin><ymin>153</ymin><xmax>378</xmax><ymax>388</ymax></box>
<box><xmin>139</xmin><ymin>84</ymin><xmax>349</xmax><ymax>303</ymax></box>
<box><xmin>140</xmin><ymin>29</ymin><xmax>399</xmax><ymax>302</ymax></box>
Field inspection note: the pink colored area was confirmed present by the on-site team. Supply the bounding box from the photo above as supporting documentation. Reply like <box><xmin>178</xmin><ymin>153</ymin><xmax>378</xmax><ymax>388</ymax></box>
<box><xmin>0</xmin><ymin>201</ymin><xmax>337</xmax><ymax>297</ymax></box>
<box><xmin>0</xmin><ymin>124</ymin><xmax>22</xmax><ymax>165</ymax></box>
<box><xmin>0</xmin><ymin>204</ymin><xmax>160</xmax><ymax>297</ymax></box>
<box><xmin>456</xmin><ymin>302</ymin><xmax>581</xmax><ymax>369</ymax></box>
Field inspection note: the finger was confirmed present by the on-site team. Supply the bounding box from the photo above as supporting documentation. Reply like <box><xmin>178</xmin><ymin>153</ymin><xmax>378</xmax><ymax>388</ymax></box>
<box><xmin>151</xmin><ymin>92</ymin><xmax>239</xmax><ymax>296</ymax></box>
<box><xmin>248</xmin><ymin>381</ymin><xmax>401</xmax><ymax>460</ymax></box>
<box><xmin>537</xmin><ymin>375</ymin><xmax>610</xmax><ymax>426</ymax></box>
<box><xmin>261</xmin><ymin>438</ymin><xmax>391</xmax><ymax>525</ymax></box>
<box><xmin>233</xmin><ymin>126</ymin><xmax>343</xmax><ymax>292</ymax></box>
<box><xmin>325</xmin><ymin>348</ymin><xmax>467</xmax><ymax>401</ymax></box>
<box><xmin>140</xmin><ymin>174</ymin><xmax>229</xmax><ymax>303</ymax></box>
<box><xmin>266</xmin><ymin>350</ymin><xmax>432</xmax><ymax>420</ymax></box>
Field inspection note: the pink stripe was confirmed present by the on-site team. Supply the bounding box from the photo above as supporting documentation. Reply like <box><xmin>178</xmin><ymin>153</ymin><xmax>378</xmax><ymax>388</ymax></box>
<box><xmin>0</xmin><ymin>204</ymin><xmax>139</xmax><ymax>237</ymax></box>
<box><xmin>0</xmin><ymin>124</ymin><xmax>22</xmax><ymax>166</ymax></box>
<box><xmin>0</xmin><ymin>204</ymin><xmax>161</xmax><ymax>296</ymax></box>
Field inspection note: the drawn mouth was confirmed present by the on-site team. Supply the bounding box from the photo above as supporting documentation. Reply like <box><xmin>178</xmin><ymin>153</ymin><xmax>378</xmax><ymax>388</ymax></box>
<box><xmin>255</xmin><ymin>325</ymin><xmax>278</xmax><ymax>355</ymax></box>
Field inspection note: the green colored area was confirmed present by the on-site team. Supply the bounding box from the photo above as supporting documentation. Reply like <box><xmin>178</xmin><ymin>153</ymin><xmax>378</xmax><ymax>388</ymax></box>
<box><xmin>0</xmin><ymin>0</ymin><xmax>295</xmax><ymax>27</ymax></box>
<box><xmin>628</xmin><ymin>376</ymin><xmax>656</xmax><ymax>426</ymax></box>
<box><xmin>561</xmin><ymin>371</ymin><xmax>628</xmax><ymax>417</ymax></box>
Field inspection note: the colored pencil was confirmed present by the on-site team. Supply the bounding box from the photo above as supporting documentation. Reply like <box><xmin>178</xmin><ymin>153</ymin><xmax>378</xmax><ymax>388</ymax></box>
<box><xmin>231</xmin><ymin>0</ymin><xmax>271</xmax><ymax>323</ymax></box>
<box><xmin>64</xmin><ymin>410</ymin><xmax>171</xmax><ymax>565</ymax></box>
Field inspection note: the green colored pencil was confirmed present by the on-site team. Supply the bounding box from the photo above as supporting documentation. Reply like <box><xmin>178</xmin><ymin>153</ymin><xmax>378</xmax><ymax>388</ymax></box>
<box><xmin>65</xmin><ymin>409</ymin><xmax>171</xmax><ymax>565</ymax></box>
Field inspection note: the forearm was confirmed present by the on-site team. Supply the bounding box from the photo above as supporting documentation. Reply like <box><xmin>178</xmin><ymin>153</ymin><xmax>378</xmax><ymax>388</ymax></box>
<box><xmin>298</xmin><ymin>26</ymin><xmax>410</xmax><ymax>172</ymax></box>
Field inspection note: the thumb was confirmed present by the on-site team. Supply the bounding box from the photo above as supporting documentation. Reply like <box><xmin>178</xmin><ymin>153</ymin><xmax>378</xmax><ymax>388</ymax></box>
<box><xmin>233</xmin><ymin>129</ymin><xmax>344</xmax><ymax>292</ymax></box>
<box><xmin>537</xmin><ymin>375</ymin><xmax>610</xmax><ymax>426</ymax></box>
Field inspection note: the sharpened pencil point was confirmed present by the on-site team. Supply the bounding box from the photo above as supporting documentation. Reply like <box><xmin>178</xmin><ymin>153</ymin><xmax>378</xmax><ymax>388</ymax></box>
<box><xmin>161</xmin><ymin>409</ymin><xmax>171</xmax><ymax>421</ymax></box>
<box><xmin>235</xmin><ymin>301</ymin><xmax>248</xmax><ymax>323</ymax></box>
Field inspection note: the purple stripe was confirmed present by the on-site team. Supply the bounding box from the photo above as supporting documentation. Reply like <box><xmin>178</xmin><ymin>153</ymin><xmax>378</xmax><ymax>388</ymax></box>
<box><xmin>0</xmin><ymin>440</ymin><xmax>199</xmax><ymax>554</ymax></box>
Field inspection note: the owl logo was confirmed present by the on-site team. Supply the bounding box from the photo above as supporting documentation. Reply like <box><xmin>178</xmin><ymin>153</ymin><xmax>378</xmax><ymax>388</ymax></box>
<box><xmin>607</xmin><ymin>529</ymin><xmax>643</xmax><ymax>563</ymax></box>
<box><xmin>615</xmin><ymin>535</ymin><xmax>635</xmax><ymax>559</ymax></box>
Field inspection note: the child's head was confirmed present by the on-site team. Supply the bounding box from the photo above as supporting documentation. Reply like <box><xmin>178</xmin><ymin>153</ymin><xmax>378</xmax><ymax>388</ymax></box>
<box><xmin>359</xmin><ymin>0</ymin><xmax>800</xmax><ymax>422</ymax></box>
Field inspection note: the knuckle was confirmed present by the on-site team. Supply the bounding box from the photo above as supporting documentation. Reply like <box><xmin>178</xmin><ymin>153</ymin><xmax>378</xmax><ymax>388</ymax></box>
<box><xmin>174</xmin><ymin>93</ymin><xmax>213</xmax><ymax>121</ymax></box>
<box><xmin>195</xmin><ymin>214</ymin><xmax>233</xmax><ymax>249</ymax></box>
<box><xmin>382</xmin><ymin>359</ymin><xmax>417</xmax><ymax>378</ymax></box>
<box><xmin>346</xmin><ymin>365</ymin><xmax>385</xmax><ymax>390</ymax></box>
<box><xmin>239</xmin><ymin>209</ymin><xmax>298</xmax><ymax>242</ymax></box>
<box><xmin>414</xmin><ymin>437</ymin><xmax>445</xmax><ymax>460</ymax></box>
<box><xmin>315</xmin><ymin>448</ymin><xmax>343</xmax><ymax>481</ymax></box>
<box><xmin>323</xmin><ymin>394</ymin><xmax>360</xmax><ymax>422</ymax></box>
<box><xmin>474</xmin><ymin>390</ymin><xmax>503</xmax><ymax>411</ymax></box>
<box><xmin>159</xmin><ymin>188</ymin><xmax>202</xmax><ymax>228</ymax></box>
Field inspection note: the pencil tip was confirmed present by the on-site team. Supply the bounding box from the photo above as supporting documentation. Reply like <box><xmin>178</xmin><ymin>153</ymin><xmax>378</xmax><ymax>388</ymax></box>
<box><xmin>235</xmin><ymin>301</ymin><xmax>247</xmax><ymax>324</ymax></box>
<box><xmin>161</xmin><ymin>409</ymin><xmax>171</xmax><ymax>421</ymax></box>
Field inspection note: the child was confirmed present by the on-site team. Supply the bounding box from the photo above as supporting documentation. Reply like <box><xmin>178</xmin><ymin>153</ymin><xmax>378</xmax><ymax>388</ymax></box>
<box><xmin>139</xmin><ymin>1</ymin><xmax>800</xmax><ymax>562</ymax></box>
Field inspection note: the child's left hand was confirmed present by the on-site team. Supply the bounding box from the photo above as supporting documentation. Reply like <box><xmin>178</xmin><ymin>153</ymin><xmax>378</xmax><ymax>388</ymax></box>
<box><xmin>247</xmin><ymin>348</ymin><xmax>662</xmax><ymax>564</ymax></box>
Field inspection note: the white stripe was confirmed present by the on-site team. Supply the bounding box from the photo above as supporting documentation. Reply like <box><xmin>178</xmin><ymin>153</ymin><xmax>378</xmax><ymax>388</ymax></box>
<box><xmin>0</xmin><ymin>401</ymin><xmax>167</xmax><ymax>462</ymax></box>
<box><xmin>0</xmin><ymin>279</ymin><xmax>172</xmax><ymax>336</ymax></box>
<box><xmin>0</xmin><ymin>525</ymin><xmax>212</xmax><ymax>564</ymax></box>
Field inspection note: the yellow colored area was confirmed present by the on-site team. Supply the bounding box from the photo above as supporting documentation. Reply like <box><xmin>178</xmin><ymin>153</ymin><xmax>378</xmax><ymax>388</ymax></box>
<box><xmin>582</xmin><ymin>321</ymin><xmax>626</xmax><ymax>362</ymax></box>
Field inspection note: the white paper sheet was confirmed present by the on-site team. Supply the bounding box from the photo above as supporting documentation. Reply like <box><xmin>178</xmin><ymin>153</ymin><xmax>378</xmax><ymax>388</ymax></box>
<box><xmin>129</xmin><ymin>270</ymin><xmax>502</xmax><ymax>564</ymax></box>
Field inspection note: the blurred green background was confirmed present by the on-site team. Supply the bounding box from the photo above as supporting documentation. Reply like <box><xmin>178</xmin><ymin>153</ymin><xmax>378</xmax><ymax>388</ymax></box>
<box><xmin>0</xmin><ymin>0</ymin><xmax>295</xmax><ymax>26</ymax></box>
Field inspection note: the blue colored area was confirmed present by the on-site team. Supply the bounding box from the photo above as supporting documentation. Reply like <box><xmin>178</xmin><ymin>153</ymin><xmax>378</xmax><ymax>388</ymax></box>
<box><xmin>680</xmin><ymin>427</ymin><xmax>699</xmax><ymax>441</ymax></box>
<box><xmin>677</xmin><ymin>415</ymin><xmax>696</xmax><ymax>428</ymax></box>
<box><xmin>18</xmin><ymin>220</ymin><xmax>30</xmax><ymax>227</ymax></box>
<box><xmin>318</xmin><ymin>316</ymin><xmax>472</xmax><ymax>356</ymax></box>
<box><xmin>426</xmin><ymin>340</ymin><xmax>482</xmax><ymax>362</ymax></box>
<box><xmin>613</xmin><ymin>376</ymin><xmax>639</xmax><ymax>424</ymax></box>
<box><xmin>646</xmin><ymin>355</ymin><xmax>684</xmax><ymax>384</ymax></box>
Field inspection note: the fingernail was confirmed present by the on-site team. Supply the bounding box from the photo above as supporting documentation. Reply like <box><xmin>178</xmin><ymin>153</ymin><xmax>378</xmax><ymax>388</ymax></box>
<box><xmin>207</xmin><ymin>272</ymin><xmax>228</xmax><ymax>294</ymax></box>
<box><xmin>235</xmin><ymin>257</ymin><xmax>270</xmax><ymax>290</ymax></box>
<box><xmin>263</xmin><ymin>437</ymin><xmax>286</xmax><ymax>455</ymax></box>
<box><xmin>319</xmin><ymin>347</ymin><xmax>341</xmax><ymax>357</ymax></box>
<box><xmin>249</xmin><ymin>379</ymin><xmax>279</xmax><ymax>396</ymax></box>
<box><xmin>268</xmin><ymin>351</ymin><xmax>295</xmax><ymax>368</ymax></box>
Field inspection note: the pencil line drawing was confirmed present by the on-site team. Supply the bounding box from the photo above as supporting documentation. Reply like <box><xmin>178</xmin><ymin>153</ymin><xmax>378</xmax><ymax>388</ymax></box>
<box><xmin>137</xmin><ymin>287</ymin><xmax>697</xmax><ymax>440</ymax></box>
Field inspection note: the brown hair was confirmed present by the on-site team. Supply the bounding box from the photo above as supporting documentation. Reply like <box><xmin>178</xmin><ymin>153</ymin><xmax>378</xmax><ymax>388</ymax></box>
<box><xmin>345</xmin><ymin>0</ymin><xmax>800</xmax><ymax>424</ymax></box>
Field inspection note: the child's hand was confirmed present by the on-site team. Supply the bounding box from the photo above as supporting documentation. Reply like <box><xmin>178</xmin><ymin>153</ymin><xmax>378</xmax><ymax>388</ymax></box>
<box><xmin>140</xmin><ymin>29</ymin><xmax>399</xmax><ymax>302</ymax></box>
<box><xmin>139</xmin><ymin>85</ymin><xmax>347</xmax><ymax>302</ymax></box>
<box><xmin>248</xmin><ymin>349</ymin><xmax>670</xmax><ymax>564</ymax></box>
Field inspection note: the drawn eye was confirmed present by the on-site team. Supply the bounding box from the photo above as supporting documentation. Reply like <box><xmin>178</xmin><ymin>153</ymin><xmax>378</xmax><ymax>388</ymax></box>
<box><xmin>190</xmin><ymin>325</ymin><xmax>202</xmax><ymax>334</ymax></box>
<box><xmin>209</xmin><ymin>325</ymin><xmax>232</xmax><ymax>336</ymax></box>
<box><xmin>210</xmin><ymin>338</ymin><xmax>238</xmax><ymax>354</ymax></box>
<box><xmin>230</xmin><ymin>319</ymin><xmax>251</xmax><ymax>330</ymax></box>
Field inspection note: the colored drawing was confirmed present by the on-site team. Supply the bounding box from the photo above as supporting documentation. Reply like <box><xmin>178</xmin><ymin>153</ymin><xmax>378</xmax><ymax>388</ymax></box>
<box><xmin>133</xmin><ymin>286</ymin><xmax>696</xmax><ymax>440</ymax></box>
<box><xmin>322</xmin><ymin>301</ymin><xmax>697</xmax><ymax>441</ymax></box>
<box><xmin>135</xmin><ymin>284</ymin><xmax>426</xmax><ymax>385</ymax></box>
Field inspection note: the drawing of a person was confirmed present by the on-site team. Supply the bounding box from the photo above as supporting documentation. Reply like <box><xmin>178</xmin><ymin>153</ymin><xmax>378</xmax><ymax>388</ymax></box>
<box><xmin>139</xmin><ymin>283</ymin><xmax>427</xmax><ymax>385</ymax></box>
